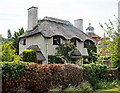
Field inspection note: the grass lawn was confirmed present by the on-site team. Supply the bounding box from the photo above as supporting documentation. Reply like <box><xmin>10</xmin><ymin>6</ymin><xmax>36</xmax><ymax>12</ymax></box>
<box><xmin>50</xmin><ymin>88</ymin><xmax>120</xmax><ymax>93</ymax></box>
<box><xmin>95</xmin><ymin>88</ymin><xmax>120</xmax><ymax>93</ymax></box>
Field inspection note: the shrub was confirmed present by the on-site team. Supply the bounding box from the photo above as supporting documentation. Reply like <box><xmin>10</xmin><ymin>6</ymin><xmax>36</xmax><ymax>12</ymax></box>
<box><xmin>94</xmin><ymin>79</ymin><xmax>119</xmax><ymax>90</ymax></box>
<box><xmin>56</xmin><ymin>41</ymin><xmax>76</xmax><ymax>63</ymax></box>
<box><xmin>87</xmin><ymin>44</ymin><xmax>97</xmax><ymax>63</ymax></box>
<box><xmin>75</xmin><ymin>81</ymin><xmax>93</xmax><ymax>93</ymax></box>
<box><xmin>94</xmin><ymin>81</ymin><xmax>106</xmax><ymax>90</ymax></box>
<box><xmin>22</xmin><ymin>49</ymin><xmax>36</xmax><ymax>62</ymax></box>
<box><xmin>48</xmin><ymin>55</ymin><xmax>56</xmax><ymax>64</ymax></box>
<box><xmin>2</xmin><ymin>63</ymin><xmax>83</xmax><ymax>92</ymax></box>
<box><xmin>50</xmin><ymin>81</ymin><xmax>93</xmax><ymax>93</ymax></box>
<box><xmin>82</xmin><ymin>63</ymin><xmax>108</xmax><ymax>87</ymax></box>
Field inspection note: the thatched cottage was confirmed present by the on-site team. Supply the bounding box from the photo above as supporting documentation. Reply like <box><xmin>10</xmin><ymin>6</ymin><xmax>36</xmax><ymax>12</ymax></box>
<box><xmin>19</xmin><ymin>6</ymin><xmax>96</xmax><ymax>64</ymax></box>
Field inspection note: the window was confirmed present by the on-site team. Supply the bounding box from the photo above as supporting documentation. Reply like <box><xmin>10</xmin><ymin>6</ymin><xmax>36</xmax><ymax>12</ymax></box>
<box><xmin>53</xmin><ymin>36</ymin><xmax>60</xmax><ymax>45</ymax></box>
<box><xmin>23</xmin><ymin>39</ymin><xmax>26</xmax><ymax>45</ymax></box>
<box><xmin>71</xmin><ymin>38</ymin><xmax>76</xmax><ymax>45</ymax></box>
<box><xmin>84</xmin><ymin>41</ymin><xmax>88</xmax><ymax>48</ymax></box>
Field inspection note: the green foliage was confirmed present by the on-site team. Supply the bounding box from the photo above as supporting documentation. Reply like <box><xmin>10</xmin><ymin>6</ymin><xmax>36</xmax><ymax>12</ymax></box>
<box><xmin>22</xmin><ymin>49</ymin><xmax>36</xmax><ymax>62</ymax></box>
<box><xmin>1</xmin><ymin>42</ymin><xmax>21</xmax><ymax>62</ymax></box>
<box><xmin>0</xmin><ymin>34</ymin><xmax>8</xmax><ymax>43</ymax></box>
<box><xmin>82</xmin><ymin>63</ymin><xmax>108</xmax><ymax>86</ymax></box>
<box><xmin>2</xmin><ymin>61</ymin><xmax>27</xmax><ymax>81</ymax></box>
<box><xmin>12</xmin><ymin>27</ymin><xmax>25</xmax><ymax>54</ymax></box>
<box><xmin>99</xmin><ymin>18</ymin><xmax>120</xmax><ymax>68</ymax></box>
<box><xmin>7</xmin><ymin>29</ymin><xmax>12</xmax><ymax>41</ymax></box>
<box><xmin>75</xmin><ymin>81</ymin><xmax>93</xmax><ymax>93</ymax></box>
<box><xmin>56</xmin><ymin>41</ymin><xmax>76</xmax><ymax>63</ymax></box>
<box><xmin>48</xmin><ymin>55</ymin><xmax>56</xmax><ymax>64</ymax></box>
<box><xmin>0</xmin><ymin>42</ymin><xmax>2</xmax><ymax>61</ymax></box>
<box><xmin>50</xmin><ymin>81</ymin><xmax>93</xmax><ymax>93</ymax></box>
<box><xmin>87</xmin><ymin>44</ymin><xmax>97</xmax><ymax>63</ymax></box>
<box><xmin>38</xmin><ymin>19</ymin><xmax>41</xmax><ymax>22</ymax></box>
<box><xmin>94</xmin><ymin>79</ymin><xmax>119</xmax><ymax>90</ymax></box>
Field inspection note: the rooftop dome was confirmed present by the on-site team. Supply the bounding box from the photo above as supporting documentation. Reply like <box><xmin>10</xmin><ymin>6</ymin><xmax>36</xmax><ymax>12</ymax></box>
<box><xmin>86</xmin><ymin>21</ymin><xmax>94</xmax><ymax>33</ymax></box>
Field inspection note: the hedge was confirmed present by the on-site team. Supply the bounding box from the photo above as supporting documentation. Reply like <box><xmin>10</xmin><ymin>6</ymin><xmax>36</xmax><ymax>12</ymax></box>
<box><xmin>82</xmin><ymin>63</ymin><xmax>108</xmax><ymax>86</ymax></box>
<box><xmin>22</xmin><ymin>49</ymin><xmax>36</xmax><ymax>62</ymax></box>
<box><xmin>2</xmin><ymin>62</ymin><xmax>83</xmax><ymax>92</ymax></box>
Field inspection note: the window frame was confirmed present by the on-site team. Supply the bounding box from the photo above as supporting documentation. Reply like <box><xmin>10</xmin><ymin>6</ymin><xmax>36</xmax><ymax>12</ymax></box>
<box><xmin>84</xmin><ymin>41</ymin><xmax>89</xmax><ymax>48</ymax></box>
<box><xmin>53</xmin><ymin>36</ymin><xmax>60</xmax><ymax>45</ymax></box>
<box><xmin>71</xmin><ymin>38</ymin><xmax>77</xmax><ymax>46</ymax></box>
<box><xmin>23</xmin><ymin>39</ymin><xmax>26</xmax><ymax>45</ymax></box>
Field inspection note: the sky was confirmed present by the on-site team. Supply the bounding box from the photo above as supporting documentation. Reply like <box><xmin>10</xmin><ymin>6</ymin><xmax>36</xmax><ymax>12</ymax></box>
<box><xmin>0</xmin><ymin>0</ymin><xmax>119</xmax><ymax>38</ymax></box>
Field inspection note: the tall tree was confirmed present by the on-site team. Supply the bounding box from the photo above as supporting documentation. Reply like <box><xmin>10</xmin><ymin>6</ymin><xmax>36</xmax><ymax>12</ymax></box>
<box><xmin>0</xmin><ymin>34</ymin><xmax>8</xmax><ymax>43</ymax></box>
<box><xmin>99</xmin><ymin>18</ymin><xmax>120</xmax><ymax>68</ymax></box>
<box><xmin>1</xmin><ymin>42</ymin><xmax>21</xmax><ymax>62</ymax></box>
<box><xmin>7</xmin><ymin>29</ymin><xmax>12</xmax><ymax>41</ymax></box>
<box><xmin>12</xmin><ymin>27</ymin><xmax>25</xmax><ymax>54</ymax></box>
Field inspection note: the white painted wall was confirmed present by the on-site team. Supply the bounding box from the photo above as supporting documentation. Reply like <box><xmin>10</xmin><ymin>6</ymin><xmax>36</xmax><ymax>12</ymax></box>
<box><xmin>19</xmin><ymin>35</ymin><xmax>88</xmax><ymax>64</ymax></box>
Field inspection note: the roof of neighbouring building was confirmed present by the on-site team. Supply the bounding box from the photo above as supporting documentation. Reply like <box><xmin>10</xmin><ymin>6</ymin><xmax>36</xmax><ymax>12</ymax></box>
<box><xmin>19</xmin><ymin>17</ymin><xmax>96</xmax><ymax>43</ymax></box>
<box><xmin>86</xmin><ymin>21</ymin><xmax>100</xmax><ymax>42</ymax></box>
<box><xmin>87</xmin><ymin>33</ymin><xmax>100</xmax><ymax>38</ymax></box>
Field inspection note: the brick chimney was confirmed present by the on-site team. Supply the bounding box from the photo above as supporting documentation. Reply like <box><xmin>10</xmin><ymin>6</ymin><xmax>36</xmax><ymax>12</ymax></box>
<box><xmin>28</xmin><ymin>6</ymin><xmax>38</xmax><ymax>31</ymax></box>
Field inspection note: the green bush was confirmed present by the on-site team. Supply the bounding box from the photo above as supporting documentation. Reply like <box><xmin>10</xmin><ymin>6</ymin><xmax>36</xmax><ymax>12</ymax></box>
<box><xmin>94</xmin><ymin>81</ymin><xmax>106</xmax><ymax>90</ymax></box>
<box><xmin>48</xmin><ymin>55</ymin><xmax>56</xmax><ymax>64</ymax></box>
<box><xmin>50</xmin><ymin>81</ymin><xmax>93</xmax><ymax>93</ymax></box>
<box><xmin>87</xmin><ymin>44</ymin><xmax>97</xmax><ymax>63</ymax></box>
<box><xmin>2</xmin><ymin>61</ymin><xmax>35</xmax><ymax>81</ymax></box>
<box><xmin>75</xmin><ymin>81</ymin><xmax>93</xmax><ymax>93</ymax></box>
<box><xmin>22</xmin><ymin>49</ymin><xmax>36</xmax><ymax>62</ymax></box>
<box><xmin>82</xmin><ymin>63</ymin><xmax>108</xmax><ymax>86</ymax></box>
<box><xmin>94</xmin><ymin>79</ymin><xmax>119</xmax><ymax>90</ymax></box>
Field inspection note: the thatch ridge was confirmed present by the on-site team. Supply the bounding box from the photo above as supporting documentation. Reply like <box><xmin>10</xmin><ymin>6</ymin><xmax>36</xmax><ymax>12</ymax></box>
<box><xmin>19</xmin><ymin>17</ymin><xmax>96</xmax><ymax>43</ymax></box>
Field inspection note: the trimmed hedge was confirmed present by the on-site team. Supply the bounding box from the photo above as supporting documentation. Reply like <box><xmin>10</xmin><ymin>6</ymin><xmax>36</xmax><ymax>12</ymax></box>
<box><xmin>2</xmin><ymin>62</ymin><xmax>83</xmax><ymax>92</ymax></box>
<box><xmin>82</xmin><ymin>63</ymin><xmax>108</xmax><ymax>86</ymax></box>
<box><xmin>22</xmin><ymin>49</ymin><xmax>36</xmax><ymax>62</ymax></box>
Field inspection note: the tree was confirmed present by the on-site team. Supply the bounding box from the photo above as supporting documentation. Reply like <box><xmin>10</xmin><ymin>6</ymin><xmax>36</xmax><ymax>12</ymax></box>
<box><xmin>7</xmin><ymin>29</ymin><xmax>12</xmax><ymax>41</ymax></box>
<box><xmin>0</xmin><ymin>35</ymin><xmax>2</xmax><ymax>61</ymax></box>
<box><xmin>1</xmin><ymin>42</ymin><xmax>21</xmax><ymax>62</ymax></box>
<box><xmin>0</xmin><ymin>34</ymin><xmax>8</xmax><ymax>43</ymax></box>
<box><xmin>99</xmin><ymin>18</ymin><xmax>120</xmax><ymax>68</ymax></box>
<box><xmin>56</xmin><ymin>41</ymin><xmax>76</xmax><ymax>63</ymax></box>
<box><xmin>12</xmin><ymin>27</ymin><xmax>25</xmax><ymax>54</ymax></box>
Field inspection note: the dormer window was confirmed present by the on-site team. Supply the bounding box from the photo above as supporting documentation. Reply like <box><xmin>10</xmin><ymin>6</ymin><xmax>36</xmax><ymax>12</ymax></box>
<box><xmin>84</xmin><ymin>41</ymin><xmax>89</xmax><ymax>48</ymax></box>
<box><xmin>71</xmin><ymin>38</ymin><xmax>76</xmax><ymax>45</ymax></box>
<box><xmin>53</xmin><ymin>36</ymin><xmax>60</xmax><ymax>45</ymax></box>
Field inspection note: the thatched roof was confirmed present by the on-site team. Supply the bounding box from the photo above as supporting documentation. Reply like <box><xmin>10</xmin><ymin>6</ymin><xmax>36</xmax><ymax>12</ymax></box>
<box><xmin>71</xmin><ymin>49</ymin><xmax>81</xmax><ymax>58</ymax></box>
<box><xmin>19</xmin><ymin>17</ymin><xmax>96</xmax><ymax>42</ymax></box>
<box><xmin>20</xmin><ymin>45</ymin><xmax>46</xmax><ymax>61</ymax></box>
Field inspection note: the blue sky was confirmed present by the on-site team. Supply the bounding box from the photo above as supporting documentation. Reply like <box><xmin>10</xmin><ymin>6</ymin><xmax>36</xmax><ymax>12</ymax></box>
<box><xmin>0</xmin><ymin>0</ymin><xmax>119</xmax><ymax>38</ymax></box>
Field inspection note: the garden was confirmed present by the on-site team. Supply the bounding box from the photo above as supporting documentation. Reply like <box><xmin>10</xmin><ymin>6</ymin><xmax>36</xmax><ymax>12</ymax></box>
<box><xmin>0</xmin><ymin>19</ymin><xmax>120</xmax><ymax>93</ymax></box>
